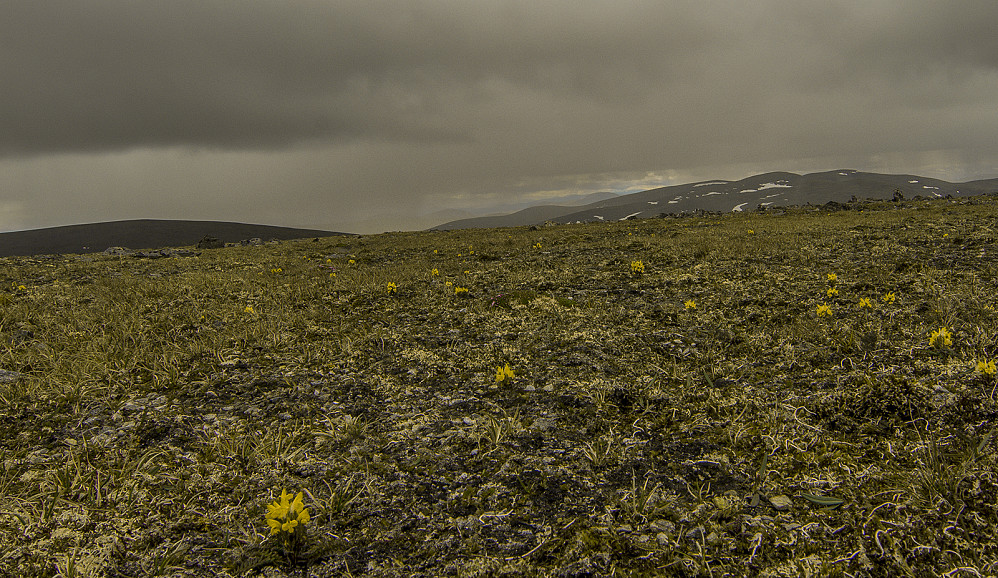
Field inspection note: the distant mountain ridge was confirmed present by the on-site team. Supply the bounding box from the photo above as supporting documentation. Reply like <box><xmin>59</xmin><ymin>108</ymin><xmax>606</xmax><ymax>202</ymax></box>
<box><xmin>0</xmin><ymin>219</ymin><xmax>345</xmax><ymax>258</ymax></box>
<box><xmin>432</xmin><ymin>170</ymin><xmax>998</xmax><ymax>230</ymax></box>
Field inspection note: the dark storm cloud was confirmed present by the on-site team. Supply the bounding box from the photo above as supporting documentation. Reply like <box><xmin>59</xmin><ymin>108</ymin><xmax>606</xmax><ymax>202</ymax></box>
<box><xmin>4</xmin><ymin>0</ymin><xmax>997</xmax><ymax>156</ymax></box>
<box><xmin>1</xmin><ymin>1</ymin><xmax>715</xmax><ymax>155</ymax></box>
<box><xmin>1</xmin><ymin>1</ymin><xmax>997</xmax><ymax>232</ymax></box>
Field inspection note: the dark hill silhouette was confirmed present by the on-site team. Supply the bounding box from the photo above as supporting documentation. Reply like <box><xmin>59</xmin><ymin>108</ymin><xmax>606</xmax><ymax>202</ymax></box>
<box><xmin>433</xmin><ymin>170</ymin><xmax>998</xmax><ymax>229</ymax></box>
<box><xmin>0</xmin><ymin>219</ymin><xmax>346</xmax><ymax>258</ymax></box>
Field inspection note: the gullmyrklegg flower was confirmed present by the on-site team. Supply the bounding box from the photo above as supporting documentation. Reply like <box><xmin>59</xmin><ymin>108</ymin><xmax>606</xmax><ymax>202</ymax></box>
<box><xmin>495</xmin><ymin>363</ymin><xmax>515</xmax><ymax>382</ymax></box>
<box><xmin>929</xmin><ymin>327</ymin><xmax>953</xmax><ymax>349</ymax></box>
<box><xmin>265</xmin><ymin>489</ymin><xmax>310</xmax><ymax>536</ymax></box>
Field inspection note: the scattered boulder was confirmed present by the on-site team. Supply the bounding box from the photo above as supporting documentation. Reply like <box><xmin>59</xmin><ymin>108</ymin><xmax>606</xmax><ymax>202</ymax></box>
<box><xmin>104</xmin><ymin>246</ymin><xmax>134</xmax><ymax>256</ymax></box>
<box><xmin>133</xmin><ymin>248</ymin><xmax>200</xmax><ymax>259</ymax></box>
<box><xmin>241</xmin><ymin>238</ymin><xmax>263</xmax><ymax>246</ymax></box>
<box><xmin>197</xmin><ymin>236</ymin><xmax>225</xmax><ymax>250</ymax></box>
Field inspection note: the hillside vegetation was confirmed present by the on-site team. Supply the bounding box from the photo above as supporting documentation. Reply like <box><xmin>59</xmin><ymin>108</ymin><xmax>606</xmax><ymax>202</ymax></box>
<box><xmin>1</xmin><ymin>197</ymin><xmax>997</xmax><ymax>577</ymax></box>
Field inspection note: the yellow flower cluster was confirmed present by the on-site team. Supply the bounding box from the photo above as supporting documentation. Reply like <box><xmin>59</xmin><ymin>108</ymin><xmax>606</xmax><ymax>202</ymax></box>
<box><xmin>858</xmin><ymin>297</ymin><xmax>872</xmax><ymax>309</ymax></box>
<box><xmin>816</xmin><ymin>303</ymin><xmax>832</xmax><ymax>317</ymax></box>
<box><xmin>495</xmin><ymin>363</ymin><xmax>515</xmax><ymax>383</ymax></box>
<box><xmin>976</xmin><ymin>360</ymin><xmax>996</xmax><ymax>376</ymax></box>
<box><xmin>929</xmin><ymin>327</ymin><xmax>953</xmax><ymax>349</ymax></box>
<box><xmin>826</xmin><ymin>287</ymin><xmax>839</xmax><ymax>298</ymax></box>
<box><xmin>265</xmin><ymin>489</ymin><xmax>310</xmax><ymax>536</ymax></box>
<box><xmin>431</xmin><ymin>268</ymin><xmax>439</xmax><ymax>276</ymax></box>
<box><xmin>454</xmin><ymin>286</ymin><xmax>469</xmax><ymax>297</ymax></box>
<box><xmin>684</xmin><ymin>299</ymin><xmax>697</xmax><ymax>310</ymax></box>
<box><xmin>387</xmin><ymin>282</ymin><xmax>398</xmax><ymax>295</ymax></box>
<box><xmin>631</xmin><ymin>260</ymin><xmax>645</xmax><ymax>275</ymax></box>
<box><xmin>882</xmin><ymin>292</ymin><xmax>896</xmax><ymax>304</ymax></box>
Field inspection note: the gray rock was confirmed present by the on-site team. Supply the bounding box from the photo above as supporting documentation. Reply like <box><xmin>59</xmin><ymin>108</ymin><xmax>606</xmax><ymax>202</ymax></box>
<box><xmin>103</xmin><ymin>246</ymin><xmax>134</xmax><ymax>256</ymax></box>
<box><xmin>197</xmin><ymin>236</ymin><xmax>225</xmax><ymax>249</ymax></box>
<box><xmin>769</xmin><ymin>495</ymin><xmax>793</xmax><ymax>511</ymax></box>
<box><xmin>529</xmin><ymin>417</ymin><xmax>557</xmax><ymax>432</ymax></box>
<box><xmin>0</xmin><ymin>369</ymin><xmax>24</xmax><ymax>383</ymax></box>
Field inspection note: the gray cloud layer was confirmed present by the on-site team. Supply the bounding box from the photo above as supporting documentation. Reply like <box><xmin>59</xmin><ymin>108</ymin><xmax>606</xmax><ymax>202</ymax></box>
<box><xmin>2</xmin><ymin>1</ymin><xmax>997</xmax><ymax>232</ymax></box>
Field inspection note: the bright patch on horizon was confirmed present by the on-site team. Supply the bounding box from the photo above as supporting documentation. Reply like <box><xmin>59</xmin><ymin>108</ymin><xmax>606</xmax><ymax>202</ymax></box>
<box><xmin>620</xmin><ymin>212</ymin><xmax>642</xmax><ymax>220</ymax></box>
<box><xmin>694</xmin><ymin>181</ymin><xmax>728</xmax><ymax>187</ymax></box>
<box><xmin>741</xmin><ymin>182</ymin><xmax>792</xmax><ymax>194</ymax></box>
<box><xmin>732</xmin><ymin>202</ymin><xmax>748</xmax><ymax>212</ymax></box>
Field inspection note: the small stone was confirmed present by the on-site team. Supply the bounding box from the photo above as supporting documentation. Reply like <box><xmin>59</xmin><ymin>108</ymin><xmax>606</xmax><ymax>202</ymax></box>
<box><xmin>651</xmin><ymin>520</ymin><xmax>675</xmax><ymax>534</ymax></box>
<box><xmin>0</xmin><ymin>370</ymin><xmax>24</xmax><ymax>383</ymax></box>
<box><xmin>543</xmin><ymin>384</ymin><xmax>555</xmax><ymax>392</ymax></box>
<box><xmin>524</xmin><ymin>385</ymin><xmax>536</xmax><ymax>392</ymax></box>
<box><xmin>530</xmin><ymin>417</ymin><xmax>557</xmax><ymax>431</ymax></box>
<box><xmin>769</xmin><ymin>495</ymin><xmax>793</xmax><ymax>511</ymax></box>
<box><xmin>685</xmin><ymin>526</ymin><xmax>705</xmax><ymax>541</ymax></box>
<box><xmin>656</xmin><ymin>532</ymin><xmax>670</xmax><ymax>546</ymax></box>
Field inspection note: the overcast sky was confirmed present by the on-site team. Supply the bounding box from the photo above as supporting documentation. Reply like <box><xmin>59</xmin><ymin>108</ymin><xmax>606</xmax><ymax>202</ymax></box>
<box><xmin>3</xmin><ymin>1</ymin><xmax>998</xmax><ymax>233</ymax></box>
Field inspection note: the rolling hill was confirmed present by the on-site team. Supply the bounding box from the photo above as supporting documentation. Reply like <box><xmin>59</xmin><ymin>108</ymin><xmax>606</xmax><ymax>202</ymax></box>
<box><xmin>0</xmin><ymin>219</ymin><xmax>345</xmax><ymax>258</ymax></box>
<box><xmin>432</xmin><ymin>169</ymin><xmax>998</xmax><ymax>229</ymax></box>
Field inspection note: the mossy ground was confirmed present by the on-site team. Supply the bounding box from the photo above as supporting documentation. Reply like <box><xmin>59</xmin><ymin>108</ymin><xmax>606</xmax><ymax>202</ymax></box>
<box><xmin>1</xmin><ymin>197</ymin><xmax>997</xmax><ymax>577</ymax></box>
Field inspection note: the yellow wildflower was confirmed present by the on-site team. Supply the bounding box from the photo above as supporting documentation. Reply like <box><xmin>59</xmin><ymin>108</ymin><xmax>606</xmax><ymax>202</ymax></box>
<box><xmin>265</xmin><ymin>489</ymin><xmax>310</xmax><ymax>536</ymax></box>
<box><xmin>929</xmin><ymin>327</ymin><xmax>953</xmax><ymax>348</ymax></box>
<box><xmin>431</xmin><ymin>268</ymin><xmax>439</xmax><ymax>276</ymax></box>
<box><xmin>882</xmin><ymin>292</ymin><xmax>896</xmax><ymax>304</ymax></box>
<box><xmin>631</xmin><ymin>260</ymin><xmax>645</xmax><ymax>275</ymax></box>
<box><xmin>244</xmin><ymin>305</ymin><xmax>255</xmax><ymax>314</ymax></box>
<box><xmin>684</xmin><ymin>299</ymin><xmax>696</xmax><ymax>310</ymax></box>
<box><xmin>858</xmin><ymin>297</ymin><xmax>872</xmax><ymax>308</ymax></box>
<box><xmin>816</xmin><ymin>303</ymin><xmax>832</xmax><ymax>317</ymax></box>
<box><xmin>976</xmin><ymin>360</ymin><xmax>996</xmax><ymax>376</ymax></box>
<box><xmin>495</xmin><ymin>363</ymin><xmax>515</xmax><ymax>382</ymax></box>
<box><xmin>826</xmin><ymin>287</ymin><xmax>839</xmax><ymax>298</ymax></box>
<box><xmin>386</xmin><ymin>282</ymin><xmax>398</xmax><ymax>295</ymax></box>
<box><xmin>827</xmin><ymin>273</ymin><xmax>837</xmax><ymax>283</ymax></box>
